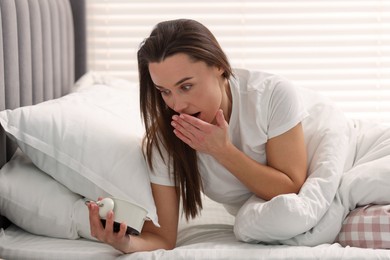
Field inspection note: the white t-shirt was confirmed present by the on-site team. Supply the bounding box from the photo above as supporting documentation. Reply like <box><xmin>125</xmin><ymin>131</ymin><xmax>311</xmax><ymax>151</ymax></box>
<box><xmin>148</xmin><ymin>68</ymin><xmax>308</xmax><ymax>215</ymax></box>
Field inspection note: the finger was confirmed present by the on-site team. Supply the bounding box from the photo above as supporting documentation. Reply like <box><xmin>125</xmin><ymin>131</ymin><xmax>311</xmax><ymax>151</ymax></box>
<box><xmin>216</xmin><ymin>109</ymin><xmax>228</xmax><ymax>128</ymax></box>
<box><xmin>179</xmin><ymin>114</ymin><xmax>208</xmax><ymax>129</ymax></box>
<box><xmin>171</xmin><ymin>115</ymin><xmax>197</xmax><ymax>136</ymax></box>
<box><xmin>117</xmin><ymin>222</ymin><xmax>127</xmax><ymax>237</ymax></box>
<box><xmin>172</xmin><ymin>119</ymin><xmax>197</xmax><ymax>141</ymax></box>
<box><xmin>104</xmin><ymin>210</ymin><xmax>115</xmax><ymax>235</ymax></box>
<box><xmin>174</xmin><ymin>114</ymin><xmax>211</xmax><ymax>137</ymax></box>
<box><xmin>88</xmin><ymin>203</ymin><xmax>100</xmax><ymax>224</ymax></box>
<box><xmin>173</xmin><ymin>129</ymin><xmax>195</xmax><ymax>148</ymax></box>
<box><xmin>88</xmin><ymin>203</ymin><xmax>103</xmax><ymax>237</ymax></box>
<box><xmin>87</xmin><ymin>203</ymin><xmax>95</xmax><ymax>236</ymax></box>
<box><xmin>171</xmin><ymin>116</ymin><xmax>198</xmax><ymax>145</ymax></box>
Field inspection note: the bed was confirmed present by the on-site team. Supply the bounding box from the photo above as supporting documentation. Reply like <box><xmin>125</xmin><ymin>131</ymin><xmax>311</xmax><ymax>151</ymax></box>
<box><xmin>1</xmin><ymin>0</ymin><xmax>390</xmax><ymax>259</ymax></box>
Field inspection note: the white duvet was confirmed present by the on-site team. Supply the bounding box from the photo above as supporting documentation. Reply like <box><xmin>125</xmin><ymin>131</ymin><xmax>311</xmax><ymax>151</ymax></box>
<box><xmin>233</xmin><ymin>88</ymin><xmax>390</xmax><ymax>246</ymax></box>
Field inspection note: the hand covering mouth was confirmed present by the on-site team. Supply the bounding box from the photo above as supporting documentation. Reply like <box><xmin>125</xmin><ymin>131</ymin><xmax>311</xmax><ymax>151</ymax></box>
<box><xmin>190</xmin><ymin>112</ymin><xmax>201</xmax><ymax>118</ymax></box>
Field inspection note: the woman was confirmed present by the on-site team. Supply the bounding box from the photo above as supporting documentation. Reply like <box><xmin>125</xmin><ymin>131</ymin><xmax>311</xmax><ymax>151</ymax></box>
<box><xmin>87</xmin><ymin>18</ymin><xmax>309</xmax><ymax>253</ymax></box>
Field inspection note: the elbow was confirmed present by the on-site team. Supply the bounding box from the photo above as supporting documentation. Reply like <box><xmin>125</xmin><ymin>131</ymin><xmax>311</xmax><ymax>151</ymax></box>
<box><xmin>291</xmin><ymin>183</ymin><xmax>303</xmax><ymax>195</ymax></box>
<box><xmin>163</xmin><ymin>239</ymin><xmax>177</xmax><ymax>250</ymax></box>
<box><xmin>296</xmin><ymin>168</ymin><xmax>308</xmax><ymax>192</ymax></box>
<box><xmin>290</xmin><ymin>172</ymin><xmax>307</xmax><ymax>195</ymax></box>
<box><xmin>161</xmin><ymin>236</ymin><xmax>177</xmax><ymax>251</ymax></box>
<box><xmin>288</xmin><ymin>171</ymin><xmax>306</xmax><ymax>195</ymax></box>
<box><xmin>165</xmin><ymin>244</ymin><xmax>176</xmax><ymax>251</ymax></box>
<box><xmin>151</xmin><ymin>238</ymin><xmax>176</xmax><ymax>251</ymax></box>
<box><xmin>259</xmin><ymin>175</ymin><xmax>306</xmax><ymax>201</ymax></box>
<box><xmin>156</xmin><ymin>243</ymin><xmax>175</xmax><ymax>252</ymax></box>
<box><xmin>294</xmin><ymin>176</ymin><xmax>306</xmax><ymax>193</ymax></box>
<box><xmin>287</xmin><ymin>163</ymin><xmax>307</xmax><ymax>195</ymax></box>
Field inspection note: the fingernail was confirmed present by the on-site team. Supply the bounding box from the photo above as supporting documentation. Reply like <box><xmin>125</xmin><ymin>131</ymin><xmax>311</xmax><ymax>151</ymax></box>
<box><xmin>171</xmin><ymin>121</ymin><xmax>176</xmax><ymax>127</ymax></box>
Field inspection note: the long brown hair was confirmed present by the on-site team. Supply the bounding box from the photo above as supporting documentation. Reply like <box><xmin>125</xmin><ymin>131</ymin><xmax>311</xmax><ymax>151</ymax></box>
<box><xmin>137</xmin><ymin>19</ymin><xmax>233</xmax><ymax>220</ymax></box>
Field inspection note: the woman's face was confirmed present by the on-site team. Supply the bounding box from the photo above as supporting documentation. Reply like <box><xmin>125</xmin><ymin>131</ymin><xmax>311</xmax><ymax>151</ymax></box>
<box><xmin>148</xmin><ymin>53</ymin><xmax>229</xmax><ymax>124</ymax></box>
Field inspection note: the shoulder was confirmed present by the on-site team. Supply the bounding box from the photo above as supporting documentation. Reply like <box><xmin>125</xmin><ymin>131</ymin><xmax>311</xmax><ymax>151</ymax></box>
<box><xmin>229</xmin><ymin>68</ymin><xmax>307</xmax><ymax>138</ymax></box>
<box><xmin>231</xmin><ymin>68</ymin><xmax>293</xmax><ymax>94</ymax></box>
<box><xmin>230</xmin><ymin>69</ymin><xmax>299</xmax><ymax>108</ymax></box>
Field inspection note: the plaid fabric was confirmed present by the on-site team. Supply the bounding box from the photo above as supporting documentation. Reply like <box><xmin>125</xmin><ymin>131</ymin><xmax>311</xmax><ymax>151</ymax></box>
<box><xmin>336</xmin><ymin>204</ymin><xmax>390</xmax><ymax>249</ymax></box>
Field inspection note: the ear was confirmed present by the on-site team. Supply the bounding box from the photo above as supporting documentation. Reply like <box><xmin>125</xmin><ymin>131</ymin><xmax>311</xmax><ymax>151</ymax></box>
<box><xmin>215</xmin><ymin>66</ymin><xmax>225</xmax><ymax>77</ymax></box>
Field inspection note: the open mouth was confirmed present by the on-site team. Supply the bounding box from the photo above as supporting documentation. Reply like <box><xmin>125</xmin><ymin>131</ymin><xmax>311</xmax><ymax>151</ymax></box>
<box><xmin>190</xmin><ymin>112</ymin><xmax>201</xmax><ymax>118</ymax></box>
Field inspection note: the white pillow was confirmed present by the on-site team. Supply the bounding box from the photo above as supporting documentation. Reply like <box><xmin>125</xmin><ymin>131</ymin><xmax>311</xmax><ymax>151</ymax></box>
<box><xmin>0</xmin><ymin>149</ymin><xmax>83</xmax><ymax>239</ymax></box>
<box><xmin>0</xmin><ymin>73</ymin><xmax>158</xmax><ymax>226</ymax></box>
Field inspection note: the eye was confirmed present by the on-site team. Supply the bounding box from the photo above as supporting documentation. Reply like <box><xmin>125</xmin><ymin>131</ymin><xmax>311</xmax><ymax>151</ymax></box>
<box><xmin>181</xmin><ymin>84</ymin><xmax>192</xmax><ymax>91</ymax></box>
<box><xmin>160</xmin><ymin>89</ymin><xmax>171</xmax><ymax>96</ymax></box>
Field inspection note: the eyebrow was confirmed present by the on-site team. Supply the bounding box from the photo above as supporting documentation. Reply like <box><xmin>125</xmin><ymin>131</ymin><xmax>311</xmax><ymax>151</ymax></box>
<box><xmin>175</xmin><ymin>77</ymin><xmax>193</xmax><ymax>86</ymax></box>
<box><xmin>154</xmin><ymin>76</ymin><xmax>193</xmax><ymax>89</ymax></box>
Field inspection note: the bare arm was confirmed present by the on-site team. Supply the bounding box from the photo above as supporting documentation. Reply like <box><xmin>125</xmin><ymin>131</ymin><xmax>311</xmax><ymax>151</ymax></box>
<box><xmin>215</xmin><ymin>122</ymin><xmax>307</xmax><ymax>200</ymax></box>
<box><xmin>88</xmin><ymin>184</ymin><xmax>179</xmax><ymax>253</ymax></box>
<box><xmin>172</xmin><ymin>110</ymin><xmax>307</xmax><ymax>201</ymax></box>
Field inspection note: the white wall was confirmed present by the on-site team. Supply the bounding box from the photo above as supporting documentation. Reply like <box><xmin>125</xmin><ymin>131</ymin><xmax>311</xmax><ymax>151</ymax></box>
<box><xmin>86</xmin><ymin>0</ymin><xmax>390</xmax><ymax>123</ymax></box>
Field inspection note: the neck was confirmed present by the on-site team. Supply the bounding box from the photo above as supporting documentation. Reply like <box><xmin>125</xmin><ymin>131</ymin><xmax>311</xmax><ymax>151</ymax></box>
<box><xmin>223</xmin><ymin>79</ymin><xmax>232</xmax><ymax>123</ymax></box>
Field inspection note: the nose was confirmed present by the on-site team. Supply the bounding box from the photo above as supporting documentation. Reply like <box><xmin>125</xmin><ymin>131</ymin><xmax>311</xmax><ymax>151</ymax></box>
<box><xmin>172</xmin><ymin>96</ymin><xmax>187</xmax><ymax>113</ymax></box>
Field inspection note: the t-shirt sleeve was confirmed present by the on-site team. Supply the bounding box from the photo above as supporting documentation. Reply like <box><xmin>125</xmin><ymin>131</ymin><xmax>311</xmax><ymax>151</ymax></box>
<box><xmin>148</xmin><ymin>145</ymin><xmax>176</xmax><ymax>187</ymax></box>
<box><xmin>266</xmin><ymin>78</ymin><xmax>308</xmax><ymax>139</ymax></box>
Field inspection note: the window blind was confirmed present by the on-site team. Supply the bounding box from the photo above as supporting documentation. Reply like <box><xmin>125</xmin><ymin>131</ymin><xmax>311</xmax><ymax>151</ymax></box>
<box><xmin>86</xmin><ymin>0</ymin><xmax>390</xmax><ymax>124</ymax></box>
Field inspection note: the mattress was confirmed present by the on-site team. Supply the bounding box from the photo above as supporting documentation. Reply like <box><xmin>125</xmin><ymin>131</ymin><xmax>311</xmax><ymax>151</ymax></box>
<box><xmin>1</xmin><ymin>197</ymin><xmax>390</xmax><ymax>260</ymax></box>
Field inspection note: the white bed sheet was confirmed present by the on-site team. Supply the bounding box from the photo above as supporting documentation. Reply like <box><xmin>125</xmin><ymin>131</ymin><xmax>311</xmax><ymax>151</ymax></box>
<box><xmin>1</xmin><ymin>197</ymin><xmax>390</xmax><ymax>260</ymax></box>
<box><xmin>2</xmin><ymin>225</ymin><xmax>390</xmax><ymax>260</ymax></box>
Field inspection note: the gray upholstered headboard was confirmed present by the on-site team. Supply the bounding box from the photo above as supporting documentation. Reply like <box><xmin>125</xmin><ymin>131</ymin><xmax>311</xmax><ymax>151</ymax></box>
<box><xmin>0</xmin><ymin>0</ymin><xmax>86</xmax><ymax>228</ymax></box>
